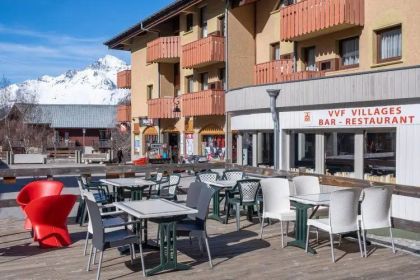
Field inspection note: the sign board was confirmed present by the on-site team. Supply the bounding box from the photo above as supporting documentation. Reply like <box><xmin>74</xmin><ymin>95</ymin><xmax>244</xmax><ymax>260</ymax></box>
<box><xmin>140</xmin><ymin>118</ymin><xmax>156</xmax><ymax>127</ymax></box>
<box><xmin>302</xmin><ymin>105</ymin><xmax>420</xmax><ymax>128</ymax></box>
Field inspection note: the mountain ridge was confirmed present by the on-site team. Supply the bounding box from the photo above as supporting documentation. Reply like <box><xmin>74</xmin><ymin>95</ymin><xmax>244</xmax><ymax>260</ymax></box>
<box><xmin>1</xmin><ymin>55</ymin><xmax>130</xmax><ymax>105</ymax></box>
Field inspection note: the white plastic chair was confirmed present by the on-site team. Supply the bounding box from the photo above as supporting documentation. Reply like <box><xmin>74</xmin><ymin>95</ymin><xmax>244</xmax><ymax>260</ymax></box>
<box><xmin>359</xmin><ymin>186</ymin><xmax>395</xmax><ymax>257</ymax></box>
<box><xmin>306</xmin><ymin>189</ymin><xmax>363</xmax><ymax>263</ymax></box>
<box><xmin>293</xmin><ymin>175</ymin><xmax>329</xmax><ymax>217</ymax></box>
<box><xmin>260</xmin><ymin>178</ymin><xmax>296</xmax><ymax>247</ymax></box>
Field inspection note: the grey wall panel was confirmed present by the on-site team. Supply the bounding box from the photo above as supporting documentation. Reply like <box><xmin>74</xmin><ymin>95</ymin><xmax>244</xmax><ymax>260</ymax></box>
<box><xmin>227</xmin><ymin>67</ymin><xmax>420</xmax><ymax>112</ymax></box>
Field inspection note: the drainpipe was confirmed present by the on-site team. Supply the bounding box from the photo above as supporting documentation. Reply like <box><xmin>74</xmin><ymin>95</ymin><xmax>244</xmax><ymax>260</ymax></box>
<box><xmin>224</xmin><ymin>0</ymin><xmax>229</xmax><ymax>90</ymax></box>
<box><xmin>267</xmin><ymin>89</ymin><xmax>280</xmax><ymax>170</ymax></box>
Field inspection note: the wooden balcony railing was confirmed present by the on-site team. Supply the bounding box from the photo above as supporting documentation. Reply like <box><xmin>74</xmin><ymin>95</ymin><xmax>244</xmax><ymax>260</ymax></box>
<box><xmin>181</xmin><ymin>36</ymin><xmax>225</xmax><ymax>69</ymax></box>
<box><xmin>280</xmin><ymin>0</ymin><xmax>364</xmax><ymax>41</ymax></box>
<box><xmin>254</xmin><ymin>59</ymin><xmax>294</xmax><ymax>85</ymax></box>
<box><xmin>281</xmin><ymin>70</ymin><xmax>326</xmax><ymax>82</ymax></box>
<box><xmin>117</xmin><ymin>70</ymin><xmax>131</xmax><ymax>89</ymax></box>
<box><xmin>146</xmin><ymin>36</ymin><xmax>180</xmax><ymax>63</ymax></box>
<box><xmin>147</xmin><ymin>98</ymin><xmax>180</xmax><ymax>119</ymax></box>
<box><xmin>181</xmin><ymin>90</ymin><xmax>225</xmax><ymax>117</ymax></box>
<box><xmin>116</xmin><ymin>105</ymin><xmax>131</xmax><ymax>123</ymax></box>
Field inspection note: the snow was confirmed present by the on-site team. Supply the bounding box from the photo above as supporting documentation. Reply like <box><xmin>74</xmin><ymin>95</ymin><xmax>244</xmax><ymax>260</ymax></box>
<box><xmin>1</xmin><ymin>55</ymin><xmax>131</xmax><ymax>105</ymax></box>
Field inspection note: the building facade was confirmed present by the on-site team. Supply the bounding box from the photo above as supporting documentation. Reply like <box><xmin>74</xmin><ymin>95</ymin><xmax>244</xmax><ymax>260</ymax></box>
<box><xmin>107</xmin><ymin>0</ymin><xmax>420</xmax><ymax>188</ymax></box>
<box><xmin>226</xmin><ymin>0</ymin><xmax>420</xmax><ymax>190</ymax></box>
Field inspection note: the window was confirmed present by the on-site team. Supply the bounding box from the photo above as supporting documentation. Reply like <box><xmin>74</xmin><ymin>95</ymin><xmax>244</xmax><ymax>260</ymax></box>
<box><xmin>271</xmin><ymin>42</ymin><xmax>281</xmax><ymax>61</ymax></box>
<box><xmin>219</xmin><ymin>68</ymin><xmax>226</xmax><ymax>89</ymax></box>
<box><xmin>325</xmin><ymin>133</ymin><xmax>355</xmax><ymax>176</ymax></box>
<box><xmin>200</xmin><ymin>6</ymin><xmax>208</xmax><ymax>38</ymax></box>
<box><xmin>174</xmin><ymin>63</ymin><xmax>180</xmax><ymax>97</ymax></box>
<box><xmin>200</xmin><ymin>72</ymin><xmax>209</xmax><ymax>90</ymax></box>
<box><xmin>291</xmin><ymin>133</ymin><xmax>316</xmax><ymax>172</ymax></box>
<box><xmin>376</xmin><ymin>26</ymin><xmax>402</xmax><ymax>63</ymax></box>
<box><xmin>147</xmin><ymin>85</ymin><xmax>153</xmax><ymax>100</ymax></box>
<box><xmin>186</xmin><ymin>14</ymin><xmax>194</xmax><ymax>32</ymax></box>
<box><xmin>340</xmin><ymin>37</ymin><xmax>359</xmax><ymax>67</ymax></box>
<box><xmin>218</xmin><ymin>16</ymin><xmax>225</xmax><ymax>37</ymax></box>
<box><xmin>186</xmin><ymin>75</ymin><xmax>194</xmax><ymax>93</ymax></box>
<box><xmin>364</xmin><ymin>131</ymin><xmax>396</xmax><ymax>183</ymax></box>
<box><xmin>303</xmin><ymin>46</ymin><xmax>316</xmax><ymax>71</ymax></box>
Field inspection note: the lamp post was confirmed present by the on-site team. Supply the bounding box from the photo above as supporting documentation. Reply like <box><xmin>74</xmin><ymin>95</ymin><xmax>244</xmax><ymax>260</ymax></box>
<box><xmin>267</xmin><ymin>89</ymin><xmax>280</xmax><ymax>170</ymax></box>
<box><xmin>82</xmin><ymin>128</ymin><xmax>86</xmax><ymax>147</ymax></box>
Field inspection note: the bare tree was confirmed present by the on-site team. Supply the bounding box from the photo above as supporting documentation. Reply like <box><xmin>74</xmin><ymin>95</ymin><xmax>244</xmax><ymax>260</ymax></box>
<box><xmin>111</xmin><ymin>125</ymin><xmax>131</xmax><ymax>162</ymax></box>
<box><xmin>0</xmin><ymin>76</ymin><xmax>46</xmax><ymax>154</ymax></box>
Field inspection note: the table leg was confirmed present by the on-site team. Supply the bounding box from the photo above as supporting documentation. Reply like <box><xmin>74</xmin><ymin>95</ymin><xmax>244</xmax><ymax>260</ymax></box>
<box><xmin>146</xmin><ymin>221</ymin><xmax>190</xmax><ymax>276</ymax></box>
<box><xmin>287</xmin><ymin>201</ymin><xmax>317</xmax><ymax>254</ymax></box>
<box><xmin>208</xmin><ymin>188</ymin><xmax>224</xmax><ymax>223</ymax></box>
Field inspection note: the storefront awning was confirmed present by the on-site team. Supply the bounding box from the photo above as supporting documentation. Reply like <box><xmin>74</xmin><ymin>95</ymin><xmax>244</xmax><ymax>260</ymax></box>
<box><xmin>200</xmin><ymin>124</ymin><xmax>224</xmax><ymax>136</ymax></box>
<box><xmin>143</xmin><ymin>126</ymin><xmax>158</xmax><ymax>136</ymax></box>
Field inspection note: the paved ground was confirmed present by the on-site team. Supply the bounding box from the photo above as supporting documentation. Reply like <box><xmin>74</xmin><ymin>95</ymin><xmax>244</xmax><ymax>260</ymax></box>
<box><xmin>1</xmin><ymin>213</ymin><xmax>420</xmax><ymax>280</ymax></box>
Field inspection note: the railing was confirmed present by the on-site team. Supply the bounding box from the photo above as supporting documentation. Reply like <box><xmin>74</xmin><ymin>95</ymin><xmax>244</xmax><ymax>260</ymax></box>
<box><xmin>181</xmin><ymin>89</ymin><xmax>225</xmax><ymax>117</ymax></box>
<box><xmin>280</xmin><ymin>0</ymin><xmax>364</xmax><ymax>41</ymax></box>
<box><xmin>116</xmin><ymin>105</ymin><xmax>131</xmax><ymax>123</ymax></box>
<box><xmin>117</xmin><ymin>70</ymin><xmax>131</xmax><ymax>89</ymax></box>
<box><xmin>254</xmin><ymin>59</ymin><xmax>294</xmax><ymax>85</ymax></box>
<box><xmin>181</xmin><ymin>36</ymin><xmax>225</xmax><ymax>69</ymax></box>
<box><xmin>147</xmin><ymin>97</ymin><xmax>180</xmax><ymax>119</ymax></box>
<box><xmin>281</xmin><ymin>70</ymin><xmax>326</xmax><ymax>81</ymax></box>
<box><xmin>146</xmin><ymin>36</ymin><xmax>180</xmax><ymax>63</ymax></box>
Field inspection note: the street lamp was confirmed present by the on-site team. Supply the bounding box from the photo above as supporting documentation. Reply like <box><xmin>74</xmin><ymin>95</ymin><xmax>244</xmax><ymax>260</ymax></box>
<box><xmin>82</xmin><ymin>128</ymin><xmax>86</xmax><ymax>146</ymax></box>
<box><xmin>173</xmin><ymin>98</ymin><xmax>181</xmax><ymax>113</ymax></box>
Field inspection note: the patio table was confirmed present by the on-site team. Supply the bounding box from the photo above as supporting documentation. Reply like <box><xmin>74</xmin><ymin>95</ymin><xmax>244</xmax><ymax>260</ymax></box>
<box><xmin>100</xmin><ymin>178</ymin><xmax>156</xmax><ymax>201</ymax></box>
<box><xmin>288</xmin><ymin>193</ymin><xmax>331</xmax><ymax>254</ymax></box>
<box><xmin>114</xmin><ymin>199</ymin><xmax>197</xmax><ymax>276</ymax></box>
<box><xmin>202</xmin><ymin>180</ymin><xmax>237</xmax><ymax>223</ymax></box>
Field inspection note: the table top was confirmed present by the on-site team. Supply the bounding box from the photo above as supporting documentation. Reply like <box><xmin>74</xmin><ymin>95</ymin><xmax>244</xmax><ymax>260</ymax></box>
<box><xmin>290</xmin><ymin>193</ymin><xmax>331</xmax><ymax>206</ymax></box>
<box><xmin>100</xmin><ymin>178</ymin><xmax>156</xmax><ymax>188</ymax></box>
<box><xmin>202</xmin><ymin>180</ymin><xmax>237</xmax><ymax>188</ymax></box>
<box><xmin>113</xmin><ymin>199</ymin><xmax>197</xmax><ymax>219</ymax></box>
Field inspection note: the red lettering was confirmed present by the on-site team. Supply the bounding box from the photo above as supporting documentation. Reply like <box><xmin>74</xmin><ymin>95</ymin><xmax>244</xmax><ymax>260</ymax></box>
<box><xmin>396</xmin><ymin>106</ymin><xmax>402</xmax><ymax>114</ymax></box>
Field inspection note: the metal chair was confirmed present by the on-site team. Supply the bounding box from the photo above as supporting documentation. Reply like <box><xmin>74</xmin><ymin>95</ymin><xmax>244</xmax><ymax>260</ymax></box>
<box><xmin>306</xmin><ymin>189</ymin><xmax>363</xmax><ymax>263</ymax></box>
<box><xmin>359</xmin><ymin>186</ymin><xmax>395</xmax><ymax>257</ymax></box>
<box><xmin>85</xmin><ymin>197</ymin><xmax>145</xmax><ymax>279</ymax></box>
<box><xmin>177</xmin><ymin>182</ymin><xmax>215</xmax><ymax>268</ymax></box>
<box><xmin>260</xmin><ymin>178</ymin><xmax>296</xmax><ymax>247</ymax></box>
<box><xmin>225</xmin><ymin>179</ymin><xmax>261</xmax><ymax>231</ymax></box>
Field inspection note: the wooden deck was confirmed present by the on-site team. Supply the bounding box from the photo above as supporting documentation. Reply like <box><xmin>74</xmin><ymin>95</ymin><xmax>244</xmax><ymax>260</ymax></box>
<box><xmin>1</xmin><ymin>216</ymin><xmax>420</xmax><ymax>280</ymax></box>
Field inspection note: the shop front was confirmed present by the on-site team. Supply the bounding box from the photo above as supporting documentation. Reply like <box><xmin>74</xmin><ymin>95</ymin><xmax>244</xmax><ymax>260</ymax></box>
<box><xmin>200</xmin><ymin>124</ymin><xmax>225</xmax><ymax>160</ymax></box>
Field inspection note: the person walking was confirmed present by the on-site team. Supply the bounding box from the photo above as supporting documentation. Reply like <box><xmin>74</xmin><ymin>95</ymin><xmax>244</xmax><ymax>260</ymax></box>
<box><xmin>117</xmin><ymin>149</ymin><xmax>123</xmax><ymax>164</ymax></box>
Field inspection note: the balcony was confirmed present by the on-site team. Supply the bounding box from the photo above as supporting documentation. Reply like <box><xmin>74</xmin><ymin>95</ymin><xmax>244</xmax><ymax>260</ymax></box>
<box><xmin>280</xmin><ymin>0</ymin><xmax>364</xmax><ymax>41</ymax></box>
<box><xmin>181</xmin><ymin>36</ymin><xmax>225</xmax><ymax>69</ymax></box>
<box><xmin>254</xmin><ymin>59</ymin><xmax>294</xmax><ymax>85</ymax></box>
<box><xmin>146</xmin><ymin>36</ymin><xmax>180</xmax><ymax>63</ymax></box>
<box><xmin>147</xmin><ymin>97</ymin><xmax>180</xmax><ymax>119</ymax></box>
<box><xmin>117</xmin><ymin>70</ymin><xmax>131</xmax><ymax>89</ymax></box>
<box><xmin>281</xmin><ymin>70</ymin><xmax>325</xmax><ymax>82</ymax></box>
<box><xmin>116</xmin><ymin>105</ymin><xmax>131</xmax><ymax>123</ymax></box>
<box><xmin>181</xmin><ymin>89</ymin><xmax>225</xmax><ymax>117</ymax></box>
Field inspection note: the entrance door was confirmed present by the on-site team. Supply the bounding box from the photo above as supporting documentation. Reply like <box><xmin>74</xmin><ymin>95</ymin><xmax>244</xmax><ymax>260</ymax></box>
<box><xmin>168</xmin><ymin>133</ymin><xmax>179</xmax><ymax>163</ymax></box>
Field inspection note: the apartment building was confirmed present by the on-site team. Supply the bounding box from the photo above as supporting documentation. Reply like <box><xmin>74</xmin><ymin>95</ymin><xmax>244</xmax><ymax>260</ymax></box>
<box><xmin>107</xmin><ymin>0</ymin><xmax>227</xmax><ymax>162</ymax></box>
<box><xmin>107</xmin><ymin>0</ymin><xmax>420</xmax><ymax>188</ymax></box>
<box><xmin>226</xmin><ymin>0</ymin><xmax>420</xmax><ymax>189</ymax></box>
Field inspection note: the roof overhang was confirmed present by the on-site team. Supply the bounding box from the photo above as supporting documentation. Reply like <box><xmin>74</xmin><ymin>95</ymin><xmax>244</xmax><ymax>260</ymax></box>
<box><xmin>104</xmin><ymin>0</ymin><xmax>204</xmax><ymax>50</ymax></box>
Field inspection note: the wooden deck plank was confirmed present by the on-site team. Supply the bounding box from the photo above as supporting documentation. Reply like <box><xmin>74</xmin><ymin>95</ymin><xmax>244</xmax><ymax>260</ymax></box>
<box><xmin>1</xmin><ymin>216</ymin><xmax>420</xmax><ymax>280</ymax></box>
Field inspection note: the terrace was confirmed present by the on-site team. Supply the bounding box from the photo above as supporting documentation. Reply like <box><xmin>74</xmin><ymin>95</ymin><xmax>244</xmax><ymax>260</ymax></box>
<box><xmin>1</xmin><ymin>163</ymin><xmax>419</xmax><ymax>279</ymax></box>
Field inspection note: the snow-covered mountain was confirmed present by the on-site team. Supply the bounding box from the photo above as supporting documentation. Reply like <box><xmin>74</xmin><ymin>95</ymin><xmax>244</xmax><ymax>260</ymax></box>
<box><xmin>2</xmin><ymin>55</ymin><xmax>130</xmax><ymax>105</ymax></box>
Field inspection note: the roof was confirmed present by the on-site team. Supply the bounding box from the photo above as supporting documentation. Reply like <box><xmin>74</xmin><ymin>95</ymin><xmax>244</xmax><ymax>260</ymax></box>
<box><xmin>104</xmin><ymin>0</ymin><xmax>201</xmax><ymax>50</ymax></box>
<box><xmin>14</xmin><ymin>104</ymin><xmax>117</xmax><ymax>129</ymax></box>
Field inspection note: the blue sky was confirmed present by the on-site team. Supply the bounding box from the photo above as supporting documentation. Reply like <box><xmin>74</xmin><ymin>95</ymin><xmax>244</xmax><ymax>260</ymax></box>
<box><xmin>0</xmin><ymin>0</ymin><xmax>174</xmax><ymax>83</ymax></box>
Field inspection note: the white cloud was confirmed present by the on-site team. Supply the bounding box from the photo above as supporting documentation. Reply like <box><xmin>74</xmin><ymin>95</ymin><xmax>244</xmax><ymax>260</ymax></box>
<box><xmin>0</xmin><ymin>25</ymin><xmax>129</xmax><ymax>83</ymax></box>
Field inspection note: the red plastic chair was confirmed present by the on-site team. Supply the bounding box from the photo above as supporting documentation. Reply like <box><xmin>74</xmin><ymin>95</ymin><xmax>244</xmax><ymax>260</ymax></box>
<box><xmin>16</xmin><ymin>180</ymin><xmax>64</xmax><ymax>230</ymax></box>
<box><xmin>25</xmin><ymin>194</ymin><xmax>77</xmax><ymax>248</ymax></box>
